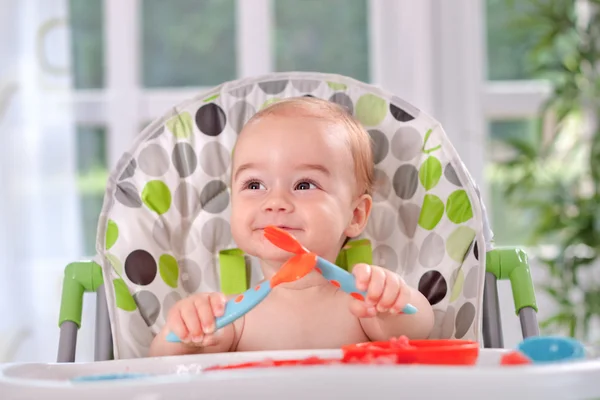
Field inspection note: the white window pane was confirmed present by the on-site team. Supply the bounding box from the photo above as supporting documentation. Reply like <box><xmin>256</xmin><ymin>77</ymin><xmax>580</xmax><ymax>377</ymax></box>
<box><xmin>274</xmin><ymin>0</ymin><xmax>369</xmax><ymax>82</ymax></box>
<box><xmin>69</xmin><ymin>0</ymin><xmax>105</xmax><ymax>89</ymax></box>
<box><xmin>486</xmin><ymin>119</ymin><xmax>539</xmax><ymax>245</ymax></box>
<box><xmin>76</xmin><ymin>125</ymin><xmax>108</xmax><ymax>256</ymax></box>
<box><xmin>141</xmin><ymin>0</ymin><xmax>236</xmax><ymax>88</ymax></box>
<box><xmin>485</xmin><ymin>0</ymin><xmax>537</xmax><ymax>80</ymax></box>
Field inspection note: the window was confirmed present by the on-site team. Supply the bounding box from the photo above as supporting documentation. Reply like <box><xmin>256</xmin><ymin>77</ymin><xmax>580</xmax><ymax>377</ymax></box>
<box><xmin>141</xmin><ymin>0</ymin><xmax>237</xmax><ymax>87</ymax></box>
<box><xmin>483</xmin><ymin>0</ymin><xmax>549</xmax><ymax>245</ymax></box>
<box><xmin>273</xmin><ymin>0</ymin><xmax>370</xmax><ymax>82</ymax></box>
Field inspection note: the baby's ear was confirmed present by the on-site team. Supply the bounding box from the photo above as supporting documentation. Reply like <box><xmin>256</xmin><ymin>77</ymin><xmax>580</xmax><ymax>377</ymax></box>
<box><xmin>345</xmin><ymin>194</ymin><xmax>372</xmax><ymax>238</ymax></box>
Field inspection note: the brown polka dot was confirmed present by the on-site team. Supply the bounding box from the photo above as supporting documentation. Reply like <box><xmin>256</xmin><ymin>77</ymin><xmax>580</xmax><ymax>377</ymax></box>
<box><xmin>125</xmin><ymin>250</ymin><xmax>157</xmax><ymax>286</ymax></box>
<box><xmin>418</xmin><ymin>270</ymin><xmax>447</xmax><ymax>306</ymax></box>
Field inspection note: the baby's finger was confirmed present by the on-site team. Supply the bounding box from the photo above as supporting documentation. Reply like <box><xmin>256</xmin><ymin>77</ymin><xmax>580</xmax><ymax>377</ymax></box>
<box><xmin>180</xmin><ymin>301</ymin><xmax>203</xmax><ymax>341</ymax></box>
<box><xmin>167</xmin><ymin>309</ymin><xmax>189</xmax><ymax>343</ymax></box>
<box><xmin>365</xmin><ymin>267</ymin><xmax>386</xmax><ymax>306</ymax></box>
<box><xmin>195</xmin><ymin>297</ymin><xmax>217</xmax><ymax>335</ymax></box>
<box><xmin>209</xmin><ymin>293</ymin><xmax>227</xmax><ymax>318</ymax></box>
<box><xmin>391</xmin><ymin>281</ymin><xmax>411</xmax><ymax>314</ymax></box>
<box><xmin>352</xmin><ymin>263</ymin><xmax>372</xmax><ymax>292</ymax></box>
<box><xmin>377</xmin><ymin>272</ymin><xmax>401</xmax><ymax>312</ymax></box>
<box><xmin>348</xmin><ymin>298</ymin><xmax>377</xmax><ymax>318</ymax></box>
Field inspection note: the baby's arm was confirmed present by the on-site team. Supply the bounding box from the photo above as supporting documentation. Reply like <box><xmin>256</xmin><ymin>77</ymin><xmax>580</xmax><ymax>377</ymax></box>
<box><xmin>350</xmin><ymin>264</ymin><xmax>434</xmax><ymax>341</ymax></box>
<box><xmin>148</xmin><ymin>293</ymin><xmax>240</xmax><ymax>357</ymax></box>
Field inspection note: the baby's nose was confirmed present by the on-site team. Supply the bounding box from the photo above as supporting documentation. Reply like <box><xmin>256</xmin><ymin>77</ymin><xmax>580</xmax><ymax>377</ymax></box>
<box><xmin>262</xmin><ymin>191</ymin><xmax>294</xmax><ymax>212</ymax></box>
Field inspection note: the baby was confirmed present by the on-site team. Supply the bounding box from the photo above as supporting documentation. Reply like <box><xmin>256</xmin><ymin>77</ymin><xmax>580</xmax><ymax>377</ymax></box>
<box><xmin>149</xmin><ymin>97</ymin><xmax>434</xmax><ymax>357</ymax></box>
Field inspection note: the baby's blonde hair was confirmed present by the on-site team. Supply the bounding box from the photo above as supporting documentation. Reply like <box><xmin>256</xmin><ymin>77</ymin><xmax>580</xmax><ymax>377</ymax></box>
<box><xmin>243</xmin><ymin>97</ymin><xmax>375</xmax><ymax>197</ymax></box>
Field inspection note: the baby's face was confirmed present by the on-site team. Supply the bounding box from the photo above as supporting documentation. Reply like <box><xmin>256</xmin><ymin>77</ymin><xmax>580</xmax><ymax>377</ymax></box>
<box><xmin>230</xmin><ymin>114</ymin><xmax>369</xmax><ymax>264</ymax></box>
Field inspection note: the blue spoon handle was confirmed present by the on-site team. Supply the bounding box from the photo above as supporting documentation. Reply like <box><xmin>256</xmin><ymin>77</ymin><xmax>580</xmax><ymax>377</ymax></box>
<box><xmin>316</xmin><ymin>257</ymin><xmax>417</xmax><ymax>314</ymax></box>
<box><xmin>166</xmin><ymin>281</ymin><xmax>273</xmax><ymax>343</ymax></box>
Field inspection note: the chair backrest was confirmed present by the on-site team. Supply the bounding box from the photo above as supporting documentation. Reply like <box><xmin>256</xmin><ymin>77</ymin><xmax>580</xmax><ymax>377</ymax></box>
<box><xmin>95</xmin><ymin>72</ymin><xmax>493</xmax><ymax>359</ymax></box>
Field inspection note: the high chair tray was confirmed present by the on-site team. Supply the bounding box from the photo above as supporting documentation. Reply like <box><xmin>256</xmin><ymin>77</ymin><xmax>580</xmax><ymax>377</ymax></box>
<box><xmin>1</xmin><ymin>348</ymin><xmax>599</xmax><ymax>400</ymax></box>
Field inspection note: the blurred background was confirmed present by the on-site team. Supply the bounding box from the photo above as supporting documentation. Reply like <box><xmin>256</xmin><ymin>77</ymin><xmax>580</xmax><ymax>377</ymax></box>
<box><xmin>0</xmin><ymin>0</ymin><xmax>598</xmax><ymax>363</ymax></box>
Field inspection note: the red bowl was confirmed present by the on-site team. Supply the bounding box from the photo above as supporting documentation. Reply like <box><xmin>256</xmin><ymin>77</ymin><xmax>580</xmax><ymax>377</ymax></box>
<box><xmin>342</xmin><ymin>338</ymin><xmax>480</xmax><ymax>365</ymax></box>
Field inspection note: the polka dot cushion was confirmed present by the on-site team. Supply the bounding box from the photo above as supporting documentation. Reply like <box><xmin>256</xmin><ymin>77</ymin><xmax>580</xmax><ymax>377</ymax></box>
<box><xmin>96</xmin><ymin>72</ymin><xmax>493</xmax><ymax>359</ymax></box>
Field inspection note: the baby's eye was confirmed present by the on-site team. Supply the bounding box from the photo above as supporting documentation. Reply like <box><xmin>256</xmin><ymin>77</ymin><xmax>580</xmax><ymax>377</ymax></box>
<box><xmin>246</xmin><ymin>181</ymin><xmax>266</xmax><ymax>190</ymax></box>
<box><xmin>295</xmin><ymin>181</ymin><xmax>317</xmax><ymax>191</ymax></box>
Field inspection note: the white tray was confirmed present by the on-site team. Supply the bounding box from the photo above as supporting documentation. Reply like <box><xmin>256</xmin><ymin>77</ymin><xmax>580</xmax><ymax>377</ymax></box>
<box><xmin>1</xmin><ymin>348</ymin><xmax>600</xmax><ymax>400</ymax></box>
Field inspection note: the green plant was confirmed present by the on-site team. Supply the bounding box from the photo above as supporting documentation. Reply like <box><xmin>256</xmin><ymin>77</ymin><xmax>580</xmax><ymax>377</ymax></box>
<box><xmin>496</xmin><ymin>0</ymin><xmax>600</xmax><ymax>342</ymax></box>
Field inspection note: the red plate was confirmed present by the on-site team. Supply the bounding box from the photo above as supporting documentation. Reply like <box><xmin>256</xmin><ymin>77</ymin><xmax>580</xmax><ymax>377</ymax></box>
<box><xmin>342</xmin><ymin>337</ymin><xmax>479</xmax><ymax>365</ymax></box>
<box><xmin>204</xmin><ymin>337</ymin><xmax>480</xmax><ymax>371</ymax></box>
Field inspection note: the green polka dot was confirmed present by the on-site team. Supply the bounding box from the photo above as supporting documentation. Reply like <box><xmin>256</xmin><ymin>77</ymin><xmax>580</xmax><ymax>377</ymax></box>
<box><xmin>327</xmin><ymin>82</ymin><xmax>347</xmax><ymax>90</ymax></box>
<box><xmin>203</xmin><ymin>93</ymin><xmax>219</xmax><ymax>102</ymax></box>
<box><xmin>450</xmin><ymin>269</ymin><xmax>465</xmax><ymax>302</ymax></box>
<box><xmin>355</xmin><ymin>94</ymin><xmax>387</xmax><ymax>126</ymax></box>
<box><xmin>446</xmin><ymin>190</ymin><xmax>473</xmax><ymax>224</ymax></box>
<box><xmin>419</xmin><ymin>156</ymin><xmax>442</xmax><ymax>191</ymax></box>
<box><xmin>142</xmin><ymin>180</ymin><xmax>172</xmax><ymax>215</ymax></box>
<box><xmin>113</xmin><ymin>278</ymin><xmax>136</xmax><ymax>311</ymax></box>
<box><xmin>260</xmin><ymin>98</ymin><xmax>281</xmax><ymax>109</ymax></box>
<box><xmin>105</xmin><ymin>220</ymin><xmax>118</xmax><ymax>250</ymax></box>
<box><xmin>446</xmin><ymin>226</ymin><xmax>476</xmax><ymax>262</ymax></box>
<box><xmin>106</xmin><ymin>252</ymin><xmax>122</xmax><ymax>276</ymax></box>
<box><xmin>418</xmin><ymin>194</ymin><xmax>444</xmax><ymax>230</ymax></box>
<box><xmin>159</xmin><ymin>254</ymin><xmax>179</xmax><ymax>288</ymax></box>
<box><xmin>166</xmin><ymin>112</ymin><xmax>193</xmax><ymax>139</ymax></box>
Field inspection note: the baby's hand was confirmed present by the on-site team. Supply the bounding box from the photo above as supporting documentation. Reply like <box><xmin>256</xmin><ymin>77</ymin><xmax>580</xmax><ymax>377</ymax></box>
<box><xmin>165</xmin><ymin>292</ymin><xmax>227</xmax><ymax>347</ymax></box>
<box><xmin>350</xmin><ymin>264</ymin><xmax>410</xmax><ymax>318</ymax></box>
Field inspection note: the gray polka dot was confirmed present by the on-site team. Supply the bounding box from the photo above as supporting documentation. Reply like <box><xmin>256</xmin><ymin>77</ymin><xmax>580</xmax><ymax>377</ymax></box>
<box><xmin>201</xmin><ymin>218</ymin><xmax>232</xmax><ymax>252</ymax></box>
<box><xmin>172</xmin><ymin>142</ymin><xmax>198</xmax><ymax>178</ymax></box>
<box><xmin>174</xmin><ymin>182</ymin><xmax>201</xmax><ymax>217</ymax></box>
<box><xmin>419</xmin><ymin>232</ymin><xmax>445</xmax><ymax>268</ymax></box>
<box><xmin>148</xmin><ymin>125</ymin><xmax>165</xmax><ymax>140</ymax></box>
<box><xmin>180</xmin><ymin>258</ymin><xmax>202</xmax><ymax>293</ymax></box>
<box><xmin>373</xmin><ymin>169</ymin><xmax>391</xmax><ymax>202</ymax></box>
<box><xmin>162</xmin><ymin>291</ymin><xmax>183</xmax><ymax>320</ymax></box>
<box><xmin>201</xmin><ymin>258</ymin><xmax>221</xmax><ymax>291</ymax></box>
<box><xmin>328</xmin><ymin>93</ymin><xmax>353</xmax><ymax>114</ymax></box>
<box><xmin>455</xmin><ymin>302</ymin><xmax>475</xmax><ymax>339</ymax></box>
<box><xmin>393</xmin><ymin>165</ymin><xmax>418</xmax><ymax>199</ymax></box>
<box><xmin>373</xmin><ymin>245</ymin><xmax>398</xmax><ymax>272</ymax></box>
<box><xmin>291</xmin><ymin>79</ymin><xmax>321</xmax><ymax>92</ymax></box>
<box><xmin>398</xmin><ymin>203</ymin><xmax>420</xmax><ymax>238</ymax></box>
<box><xmin>200</xmin><ymin>142</ymin><xmax>230</xmax><ymax>177</ymax></box>
<box><xmin>399</xmin><ymin>242</ymin><xmax>419</xmax><ymax>275</ymax></box>
<box><xmin>440</xmin><ymin>306</ymin><xmax>455</xmax><ymax>339</ymax></box>
<box><xmin>391</xmin><ymin>127</ymin><xmax>422</xmax><ymax>161</ymax></box>
<box><xmin>138</xmin><ymin>144</ymin><xmax>170</xmax><ymax>176</ymax></box>
<box><xmin>119</xmin><ymin>158</ymin><xmax>136</xmax><ymax>181</ymax></box>
<box><xmin>366</xmin><ymin>205</ymin><xmax>395</xmax><ymax>241</ymax></box>
<box><xmin>428</xmin><ymin>309</ymin><xmax>446</xmax><ymax>339</ymax></box>
<box><xmin>129</xmin><ymin>312</ymin><xmax>155</xmax><ymax>348</ymax></box>
<box><xmin>229</xmin><ymin>101</ymin><xmax>256</xmax><ymax>133</ymax></box>
<box><xmin>133</xmin><ymin>290</ymin><xmax>160</xmax><ymax>326</ymax></box>
<box><xmin>115</xmin><ymin>182</ymin><xmax>142</xmax><ymax>208</ymax></box>
<box><xmin>200</xmin><ymin>180</ymin><xmax>230</xmax><ymax>214</ymax></box>
<box><xmin>229</xmin><ymin>84</ymin><xmax>254</xmax><ymax>98</ymax></box>
<box><xmin>463</xmin><ymin>267</ymin><xmax>479</xmax><ymax>299</ymax></box>
<box><xmin>152</xmin><ymin>219</ymin><xmax>171</xmax><ymax>250</ymax></box>
<box><xmin>369</xmin><ymin>130</ymin><xmax>389</xmax><ymax>165</ymax></box>
<box><xmin>259</xmin><ymin>80</ymin><xmax>288</xmax><ymax>95</ymax></box>
<box><xmin>444</xmin><ymin>163</ymin><xmax>462</xmax><ymax>186</ymax></box>
<box><xmin>170</xmin><ymin>221</ymin><xmax>196</xmax><ymax>256</ymax></box>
